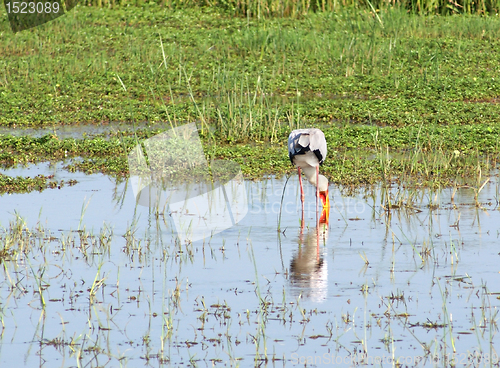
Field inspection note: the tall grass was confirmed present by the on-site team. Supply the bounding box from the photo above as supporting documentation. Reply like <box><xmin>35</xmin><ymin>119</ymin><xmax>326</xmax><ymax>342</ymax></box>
<box><xmin>79</xmin><ymin>0</ymin><xmax>500</xmax><ymax>16</ymax></box>
<box><xmin>2</xmin><ymin>5</ymin><xmax>500</xmax><ymax>131</ymax></box>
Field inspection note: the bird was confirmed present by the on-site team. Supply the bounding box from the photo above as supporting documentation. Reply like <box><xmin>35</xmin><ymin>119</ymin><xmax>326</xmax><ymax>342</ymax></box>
<box><xmin>288</xmin><ymin>128</ymin><xmax>330</xmax><ymax>224</ymax></box>
<box><xmin>290</xmin><ymin>216</ymin><xmax>329</xmax><ymax>301</ymax></box>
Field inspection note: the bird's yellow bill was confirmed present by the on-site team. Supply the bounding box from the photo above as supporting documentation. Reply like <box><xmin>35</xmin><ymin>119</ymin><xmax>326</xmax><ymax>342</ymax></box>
<box><xmin>319</xmin><ymin>190</ymin><xmax>330</xmax><ymax>224</ymax></box>
<box><xmin>319</xmin><ymin>190</ymin><xmax>329</xmax><ymax>209</ymax></box>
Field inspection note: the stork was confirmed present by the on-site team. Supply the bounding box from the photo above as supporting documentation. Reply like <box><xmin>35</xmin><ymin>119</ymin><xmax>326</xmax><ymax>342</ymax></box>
<box><xmin>288</xmin><ymin>128</ymin><xmax>330</xmax><ymax>225</ymax></box>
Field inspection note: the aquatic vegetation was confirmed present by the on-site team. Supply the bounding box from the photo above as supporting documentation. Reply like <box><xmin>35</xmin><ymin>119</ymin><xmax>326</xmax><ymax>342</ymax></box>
<box><xmin>1</xmin><ymin>7</ymin><xmax>500</xmax><ymax>193</ymax></box>
<box><xmin>1</xmin><ymin>7</ymin><xmax>500</xmax><ymax>130</ymax></box>
<box><xmin>1</xmin><ymin>119</ymin><xmax>499</xmax><ymax>193</ymax></box>
<box><xmin>1</xmin><ymin>3</ymin><xmax>500</xmax><ymax>366</ymax></box>
<box><xmin>0</xmin><ymin>171</ymin><xmax>77</xmax><ymax>193</ymax></box>
<box><xmin>1</xmin><ymin>178</ymin><xmax>500</xmax><ymax>366</ymax></box>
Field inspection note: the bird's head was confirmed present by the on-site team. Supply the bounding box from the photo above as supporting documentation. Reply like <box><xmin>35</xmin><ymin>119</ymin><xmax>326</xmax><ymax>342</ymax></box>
<box><xmin>319</xmin><ymin>190</ymin><xmax>330</xmax><ymax>223</ymax></box>
<box><xmin>319</xmin><ymin>193</ymin><xmax>330</xmax><ymax>225</ymax></box>
<box><xmin>318</xmin><ymin>175</ymin><xmax>329</xmax><ymax>208</ymax></box>
<box><xmin>319</xmin><ymin>190</ymin><xmax>329</xmax><ymax>209</ymax></box>
<box><xmin>318</xmin><ymin>175</ymin><xmax>330</xmax><ymax>223</ymax></box>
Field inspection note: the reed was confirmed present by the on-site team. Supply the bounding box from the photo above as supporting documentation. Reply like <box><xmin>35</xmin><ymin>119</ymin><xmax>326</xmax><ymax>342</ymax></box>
<box><xmin>80</xmin><ymin>0</ymin><xmax>500</xmax><ymax>16</ymax></box>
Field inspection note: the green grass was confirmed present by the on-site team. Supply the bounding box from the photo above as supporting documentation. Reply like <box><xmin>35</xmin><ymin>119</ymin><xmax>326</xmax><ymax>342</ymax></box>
<box><xmin>0</xmin><ymin>171</ymin><xmax>77</xmax><ymax>193</ymax></box>
<box><xmin>1</xmin><ymin>6</ymin><xmax>500</xmax><ymax>193</ymax></box>
<box><xmin>1</xmin><ymin>121</ymin><xmax>498</xmax><ymax>192</ymax></box>
<box><xmin>67</xmin><ymin>0</ymin><xmax>500</xmax><ymax>16</ymax></box>
<box><xmin>1</xmin><ymin>6</ymin><xmax>499</xmax><ymax>130</ymax></box>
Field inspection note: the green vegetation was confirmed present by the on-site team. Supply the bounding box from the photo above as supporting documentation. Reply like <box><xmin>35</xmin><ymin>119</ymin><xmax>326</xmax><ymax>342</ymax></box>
<box><xmin>1</xmin><ymin>122</ymin><xmax>497</xmax><ymax>189</ymax></box>
<box><xmin>1</xmin><ymin>204</ymin><xmax>498</xmax><ymax>366</ymax></box>
<box><xmin>76</xmin><ymin>0</ymin><xmax>500</xmax><ymax>16</ymax></box>
<box><xmin>1</xmin><ymin>6</ymin><xmax>500</xmax><ymax>129</ymax></box>
<box><xmin>1</xmin><ymin>6</ymin><xmax>500</xmax><ymax>193</ymax></box>
<box><xmin>0</xmin><ymin>171</ymin><xmax>77</xmax><ymax>193</ymax></box>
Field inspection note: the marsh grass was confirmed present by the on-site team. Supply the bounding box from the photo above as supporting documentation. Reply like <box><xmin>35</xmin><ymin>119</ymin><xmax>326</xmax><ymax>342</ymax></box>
<box><xmin>74</xmin><ymin>0</ymin><xmax>500</xmax><ymax>16</ymax></box>
<box><xmin>2</xmin><ymin>7</ymin><xmax>500</xmax><ymax>192</ymax></box>
<box><xmin>1</xmin><ymin>212</ymin><xmax>31</xmax><ymax>261</ymax></box>
<box><xmin>1</xmin><ymin>206</ymin><xmax>498</xmax><ymax>367</ymax></box>
<box><xmin>208</xmin><ymin>122</ymin><xmax>497</xmax><ymax>191</ymax></box>
<box><xmin>2</xmin><ymin>6</ymin><xmax>500</xmax><ymax>128</ymax></box>
<box><xmin>0</xmin><ymin>172</ymin><xmax>75</xmax><ymax>194</ymax></box>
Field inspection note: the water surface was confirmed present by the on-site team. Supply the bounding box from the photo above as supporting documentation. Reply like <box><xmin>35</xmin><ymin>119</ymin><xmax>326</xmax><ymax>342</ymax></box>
<box><xmin>1</xmin><ymin>164</ymin><xmax>499</xmax><ymax>367</ymax></box>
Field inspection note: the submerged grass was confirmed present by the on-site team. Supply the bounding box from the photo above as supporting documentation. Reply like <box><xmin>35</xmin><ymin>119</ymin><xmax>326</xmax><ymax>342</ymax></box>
<box><xmin>1</xmin><ymin>121</ymin><xmax>499</xmax><ymax>193</ymax></box>
<box><xmin>1</xmin><ymin>178</ymin><xmax>500</xmax><ymax>366</ymax></box>
<box><xmin>0</xmin><ymin>172</ymin><xmax>77</xmax><ymax>193</ymax></box>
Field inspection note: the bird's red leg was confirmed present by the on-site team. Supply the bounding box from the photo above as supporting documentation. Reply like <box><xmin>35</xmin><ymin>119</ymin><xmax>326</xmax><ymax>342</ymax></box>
<box><xmin>298</xmin><ymin>167</ymin><xmax>305</xmax><ymax>228</ymax></box>
<box><xmin>298</xmin><ymin>167</ymin><xmax>305</xmax><ymax>205</ymax></box>
<box><xmin>316</xmin><ymin>166</ymin><xmax>320</xmax><ymax>223</ymax></box>
<box><xmin>316</xmin><ymin>166</ymin><xmax>320</xmax><ymax>254</ymax></box>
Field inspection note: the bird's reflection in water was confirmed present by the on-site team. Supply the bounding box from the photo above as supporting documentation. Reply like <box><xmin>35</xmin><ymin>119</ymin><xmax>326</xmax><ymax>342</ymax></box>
<box><xmin>289</xmin><ymin>207</ymin><xmax>329</xmax><ymax>302</ymax></box>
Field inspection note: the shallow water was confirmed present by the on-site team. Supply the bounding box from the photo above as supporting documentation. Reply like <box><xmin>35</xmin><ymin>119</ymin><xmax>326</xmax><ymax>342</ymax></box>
<box><xmin>0</xmin><ymin>121</ymin><xmax>174</xmax><ymax>139</ymax></box>
<box><xmin>1</xmin><ymin>163</ymin><xmax>500</xmax><ymax>367</ymax></box>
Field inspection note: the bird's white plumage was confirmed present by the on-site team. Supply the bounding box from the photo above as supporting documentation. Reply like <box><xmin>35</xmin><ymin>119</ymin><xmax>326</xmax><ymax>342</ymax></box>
<box><xmin>288</xmin><ymin>128</ymin><xmax>327</xmax><ymax>166</ymax></box>
<box><xmin>293</xmin><ymin>151</ymin><xmax>321</xmax><ymax>168</ymax></box>
<box><xmin>288</xmin><ymin>128</ymin><xmax>328</xmax><ymax>192</ymax></box>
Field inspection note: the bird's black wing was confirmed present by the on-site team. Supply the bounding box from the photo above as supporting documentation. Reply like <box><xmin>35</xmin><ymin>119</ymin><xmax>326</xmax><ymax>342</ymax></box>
<box><xmin>288</xmin><ymin>129</ymin><xmax>311</xmax><ymax>164</ymax></box>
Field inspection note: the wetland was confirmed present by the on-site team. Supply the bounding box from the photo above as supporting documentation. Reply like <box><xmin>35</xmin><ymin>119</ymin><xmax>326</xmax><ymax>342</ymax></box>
<box><xmin>1</xmin><ymin>3</ymin><xmax>500</xmax><ymax>367</ymax></box>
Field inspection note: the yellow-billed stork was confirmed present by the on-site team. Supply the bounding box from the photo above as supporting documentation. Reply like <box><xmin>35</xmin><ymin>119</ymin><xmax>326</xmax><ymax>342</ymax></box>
<box><xmin>288</xmin><ymin>128</ymin><xmax>330</xmax><ymax>224</ymax></box>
